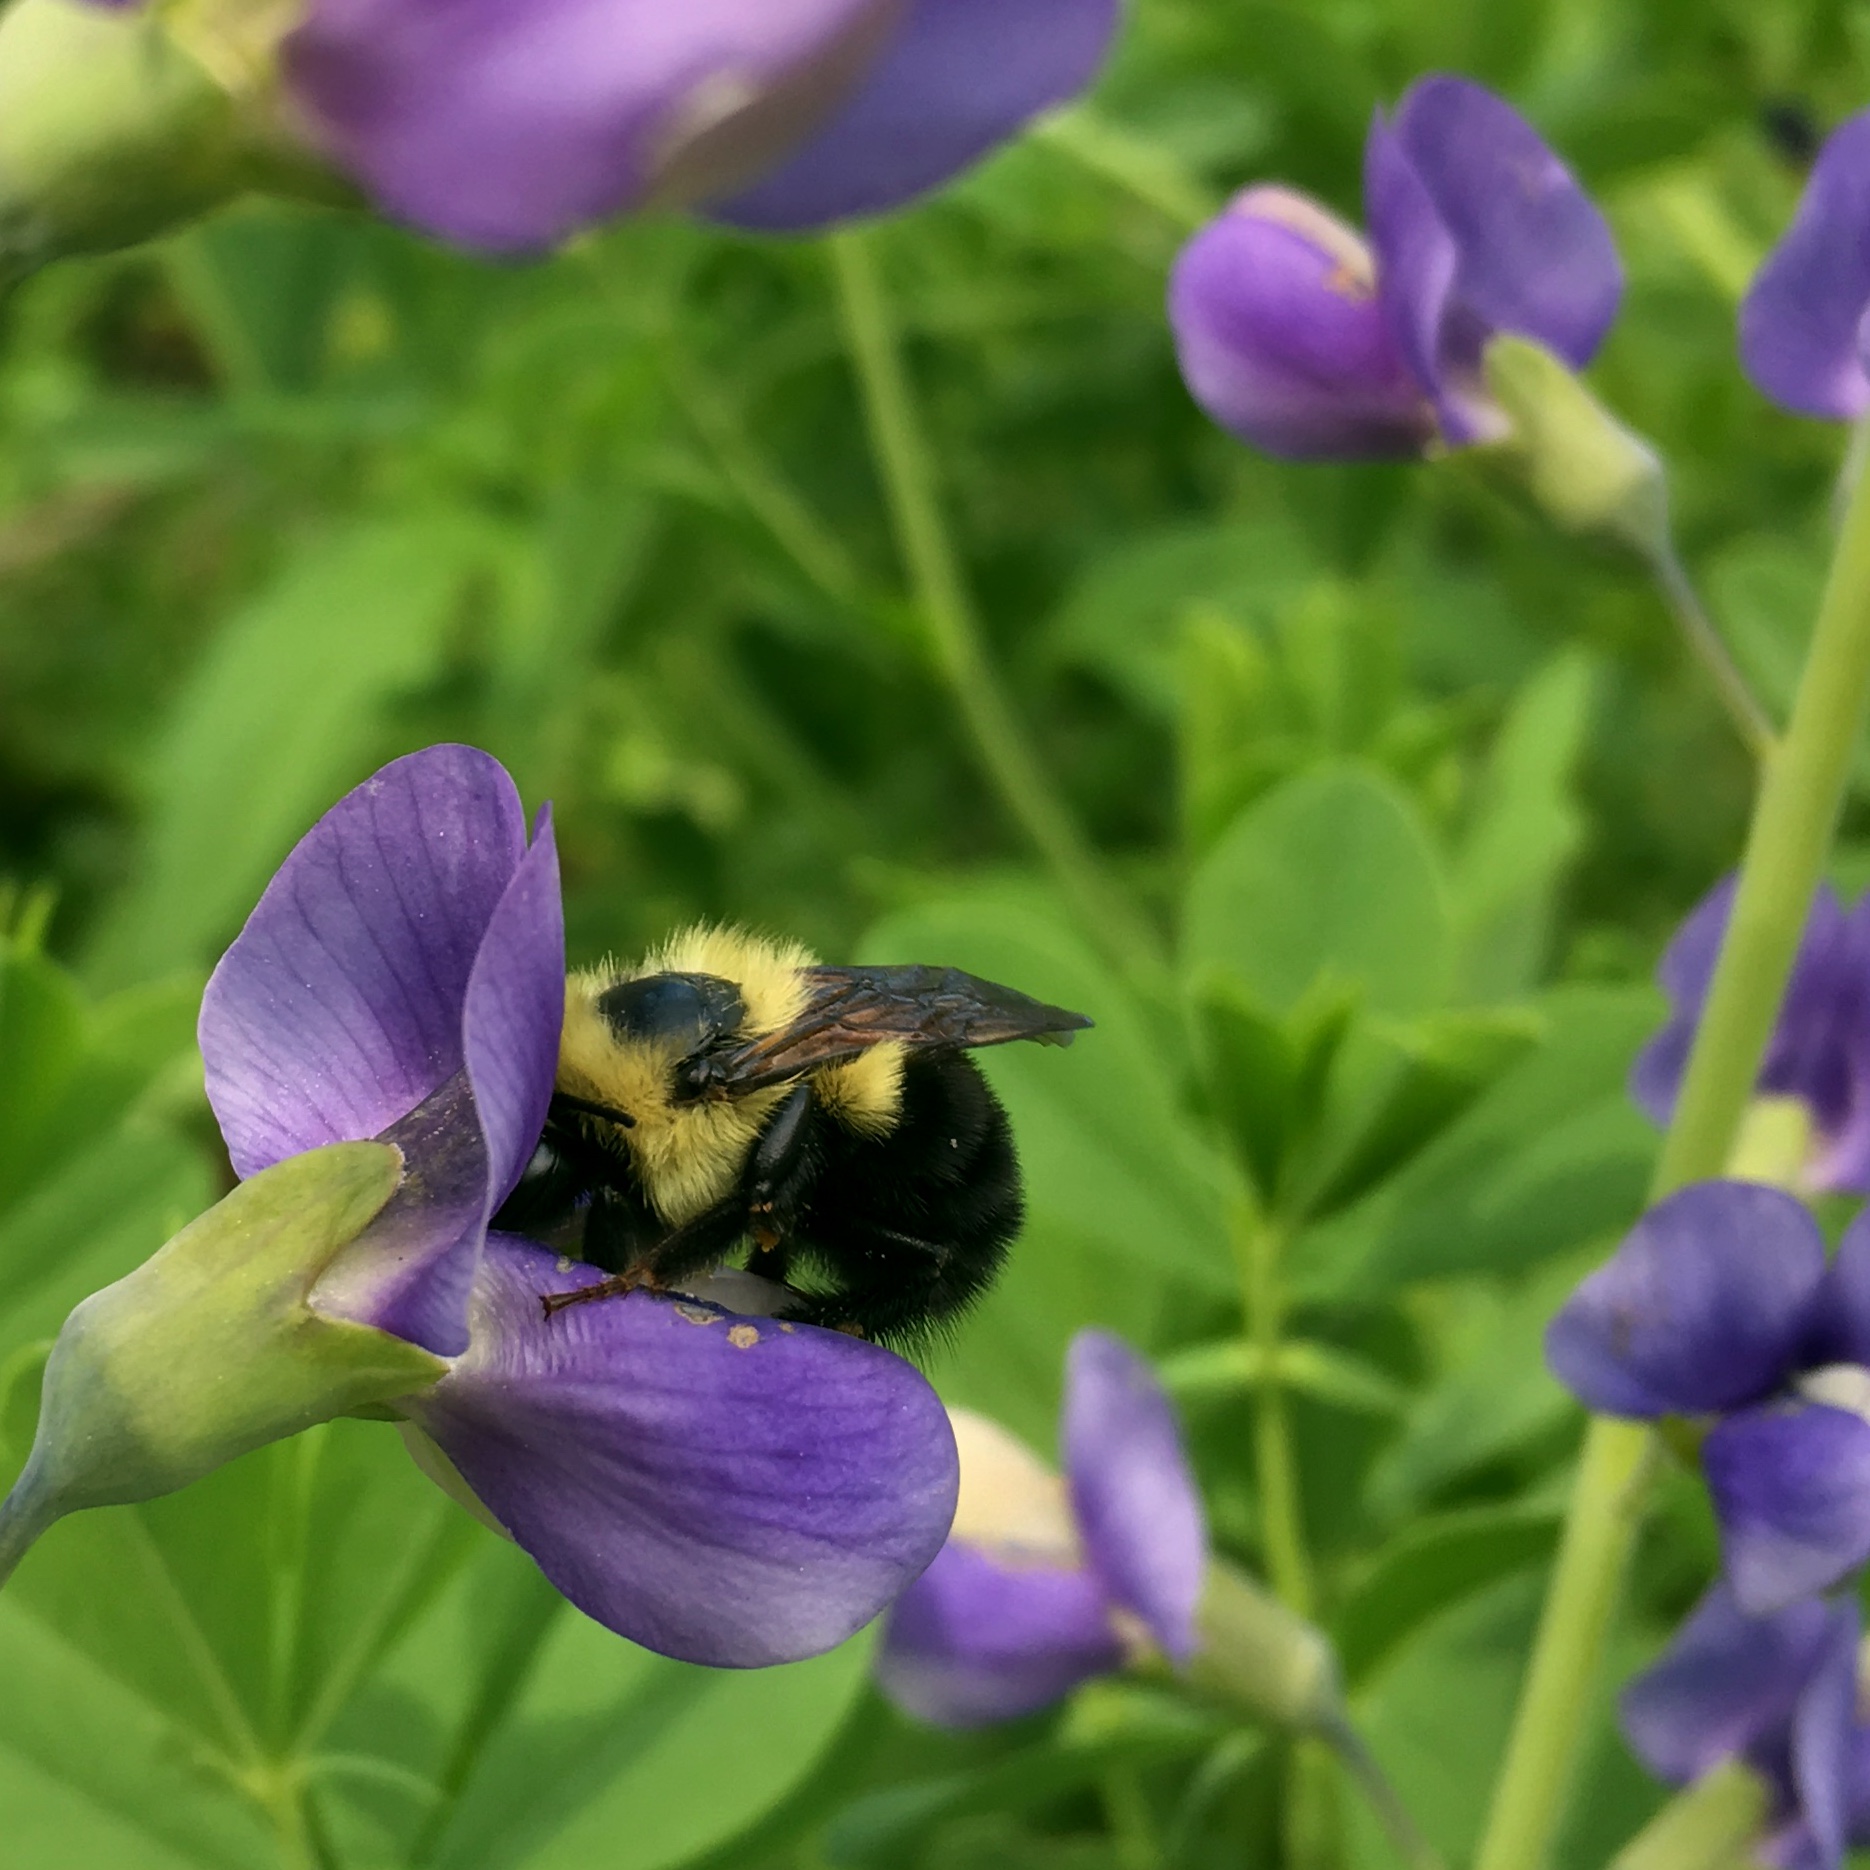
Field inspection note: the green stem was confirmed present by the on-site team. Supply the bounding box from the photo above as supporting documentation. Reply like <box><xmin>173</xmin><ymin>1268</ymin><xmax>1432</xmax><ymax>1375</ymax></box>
<box><xmin>1234</xmin><ymin>1204</ymin><xmax>1312</xmax><ymax>1618</ymax></box>
<box><xmin>827</xmin><ymin>228</ymin><xmax>1166</xmax><ymax>987</ymax></box>
<box><xmin>1321</xmin><ymin>1713</ymin><xmax>1445</xmax><ymax>1870</ymax></box>
<box><xmin>1474</xmin><ymin>447</ymin><xmax>1870</xmax><ymax>1870</ymax></box>
<box><xmin>1645</xmin><ymin>541</ymin><xmax>1778</xmax><ymax>762</ymax></box>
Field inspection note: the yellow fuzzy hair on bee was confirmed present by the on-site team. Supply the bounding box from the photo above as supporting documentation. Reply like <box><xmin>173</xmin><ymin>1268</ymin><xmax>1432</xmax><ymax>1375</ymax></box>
<box><xmin>555</xmin><ymin>924</ymin><xmax>904</xmax><ymax>1224</ymax></box>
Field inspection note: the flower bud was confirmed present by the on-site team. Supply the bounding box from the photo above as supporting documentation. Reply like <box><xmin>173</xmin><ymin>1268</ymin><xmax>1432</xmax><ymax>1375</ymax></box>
<box><xmin>0</xmin><ymin>1141</ymin><xmax>445</xmax><ymax>1583</ymax></box>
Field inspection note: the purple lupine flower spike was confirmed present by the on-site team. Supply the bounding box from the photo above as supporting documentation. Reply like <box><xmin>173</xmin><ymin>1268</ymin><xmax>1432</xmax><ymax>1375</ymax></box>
<box><xmin>1630</xmin><ymin>878</ymin><xmax>1870</xmax><ymax>1195</ymax></box>
<box><xmin>1169</xmin><ymin>73</ymin><xmax>1620</xmax><ymax>461</ymax></box>
<box><xmin>1621</xmin><ymin>1584</ymin><xmax>1862</xmax><ymax>1870</ymax></box>
<box><xmin>1740</xmin><ymin>111</ymin><xmax>1870</xmax><ymax>421</ymax></box>
<box><xmin>1549</xmin><ymin>1190</ymin><xmax>1870</xmax><ymax>1614</ymax></box>
<box><xmin>875</xmin><ymin>1329</ymin><xmax>1205</xmax><ymax>1726</ymax></box>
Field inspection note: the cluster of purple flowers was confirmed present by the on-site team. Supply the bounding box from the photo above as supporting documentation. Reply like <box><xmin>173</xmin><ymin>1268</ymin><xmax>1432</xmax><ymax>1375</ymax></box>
<box><xmin>1543</xmin><ymin>871</ymin><xmax>1870</xmax><ymax>1864</ymax></box>
<box><xmin>1166</xmin><ymin>79</ymin><xmax>1870</xmax><ymax>459</ymax></box>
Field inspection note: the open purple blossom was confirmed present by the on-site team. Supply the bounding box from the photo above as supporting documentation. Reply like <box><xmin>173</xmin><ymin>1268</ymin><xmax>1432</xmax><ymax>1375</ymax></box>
<box><xmin>1740</xmin><ymin>110</ymin><xmax>1870</xmax><ymax>420</ymax></box>
<box><xmin>1548</xmin><ymin>1182</ymin><xmax>1870</xmax><ymax>1615</ymax></box>
<box><xmin>874</xmin><ymin>1331</ymin><xmax>1206</xmax><ymax>1727</ymax></box>
<box><xmin>198</xmin><ymin>744</ymin><xmax>959</xmax><ymax>1666</ymax></box>
<box><xmin>1167</xmin><ymin>74</ymin><xmax>1622</xmax><ymax>461</ymax></box>
<box><xmin>84</xmin><ymin>0</ymin><xmax>1120</xmax><ymax>252</ymax></box>
<box><xmin>1631</xmin><ymin>878</ymin><xmax>1870</xmax><ymax>1195</ymax></box>
<box><xmin>1622</xmin><ymin>1583</ymin><xmax>1865</xmax><ymax>1870</ymax></box>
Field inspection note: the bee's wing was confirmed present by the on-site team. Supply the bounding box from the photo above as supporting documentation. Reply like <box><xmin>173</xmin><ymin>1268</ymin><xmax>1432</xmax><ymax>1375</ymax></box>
<box><xmin>710</xmin><ymin>965</ymin><xmax>1092</xmax><ymax>1092</ymax></box>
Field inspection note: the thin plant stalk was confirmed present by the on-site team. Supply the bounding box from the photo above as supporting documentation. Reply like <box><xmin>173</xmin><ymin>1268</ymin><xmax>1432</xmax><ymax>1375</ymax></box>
<box><xmin>1644</xmin><ymin>539</ymin><xmax>1778</xmax><ymax>761</ymax></box>
<box><xmin>1474</xmin><ymin>442</ymin><xmax>1870</xmax><ymax>1870</ymax></box>
<box><xmin>827</xmin><ymin>227</ymin><xmax>1166</xmax><ymax>989</ymax></box>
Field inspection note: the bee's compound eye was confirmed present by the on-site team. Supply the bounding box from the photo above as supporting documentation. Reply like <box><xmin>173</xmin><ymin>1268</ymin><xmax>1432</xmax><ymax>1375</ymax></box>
<box><xmin>596</xmin><ymin>972</ymin><xmax>745</xmax><ymax>1051</ymax></box>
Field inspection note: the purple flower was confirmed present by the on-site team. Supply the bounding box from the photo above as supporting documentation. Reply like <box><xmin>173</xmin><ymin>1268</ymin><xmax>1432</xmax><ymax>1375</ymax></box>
<box><xmin>1168</xmin><ymin>74</ymin><xmax>1622</xmax><ymax>461</ymax></box>
<box><xmin>123</xmin><ymin>0</ymin><xmax>1119</xmax><ymax>252</ymax></box>
<box><xmin>1621</xmin><ymin>1583</ymin><xmax>1864</xmax><ymax>1870</ymax></box>
<box><xmin>874</xmin><ymin>1330</ymin><xmax>1206</xmax><ymax>1726</ymax></box>
<box><xmin>201</xmin><ymin>744</ymin><xmax>959</xmax><ymax>1666</ymax></box>
<box><xmin>1631</xmin><ymin>878</ymin><xmax>1870</xmax><ymax>1196</ymax></box>
<box><xmin>1548</xmin><ymin>1182</ymin><xmax>1870</xmax><ymax>1614</ymax></box>
<box><xmin>1740</xmin><ymin>111</ymin><xmax>1870</xmax><ymax>420</ymax></box>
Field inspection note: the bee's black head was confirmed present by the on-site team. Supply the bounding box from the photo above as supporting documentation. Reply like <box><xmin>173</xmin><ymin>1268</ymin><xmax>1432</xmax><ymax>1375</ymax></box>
<box><xmin>596</xmin><ymin>972</ymin><xmax>746</xmax><ymax>1057</ymax></box>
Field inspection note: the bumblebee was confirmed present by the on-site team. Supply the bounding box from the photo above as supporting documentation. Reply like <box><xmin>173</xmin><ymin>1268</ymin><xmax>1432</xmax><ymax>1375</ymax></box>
<box><xmin>495</xmin><ymin>925</ymin><xmax>1091</xmax><ymax>1346</ymax></box>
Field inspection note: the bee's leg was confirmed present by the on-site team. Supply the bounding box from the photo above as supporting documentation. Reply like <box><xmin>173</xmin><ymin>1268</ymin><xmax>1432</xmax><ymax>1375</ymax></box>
<box><xmin>743</xmin><ymin>1084</ymin><xmax>821</xmax><ymax>1262</ymax></box>
<box><xmin>543</xmin><ymin>1199</ymin><xmax>747</xmax><ymax>1319</ymax></box>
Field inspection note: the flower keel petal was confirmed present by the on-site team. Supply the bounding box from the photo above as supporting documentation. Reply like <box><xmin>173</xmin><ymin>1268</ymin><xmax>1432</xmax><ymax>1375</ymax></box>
<box><xmin>874</xmin><ymin>1541</ymin><xmax>1122</xmax><ymax>1726</ymax></box>
<box><xmin>404</xmin><ymin>1238</ymin><xmax>960</xmax><ymax>1666</ymax></box>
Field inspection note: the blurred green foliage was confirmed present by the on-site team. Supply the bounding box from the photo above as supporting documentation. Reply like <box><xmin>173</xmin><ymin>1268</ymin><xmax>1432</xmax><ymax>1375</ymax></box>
<box><xmin>1</xmin><ymin>0</ymin><xmax>1863</xmax><ymax>1863</ymax></box>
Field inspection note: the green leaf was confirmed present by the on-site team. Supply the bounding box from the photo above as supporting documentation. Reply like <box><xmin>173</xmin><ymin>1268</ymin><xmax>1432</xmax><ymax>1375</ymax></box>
<box><xmin>88</xmin><ymin>515</ymin><xmax>490</xmax><ymax>984</ymax></box>
<box><xmin>1299</xmin><ymin>1006</ymin><xmax>1546</xmax><ymax>1219</ymax></box>
<box><xmin>0</xmin><ymin>1599</ymin><xmax>275</xmax><ymax>1868</ymax></box>
<box><xmin>2</xmin><ymin>1419</ymin><xmax>471</xmax><ymax>1864</ymax></box>
<box><xmin>1046</xmin><ymin>517</ymin><xmax>1320</xmax><ymax>717</ymax></box>
<box><xmin>858</xmin><ymin>893</ymin><xmax>1232</xmax><ymax>1442</ymax></box>
<box><xmin>1184</xmin><ymin>765</ymin><xmax>1450</xmax><ymax>1022</ymax></box>
<box><xmin>1333</xmin><ymin>1505</ymin><xmax>1560</xmax><ymax>1685</ymax></box>
<box><xmin>423</xmin><ymin>1609</ymin><xmax>876</xmax><ymax>1870</ymax></box>
<box><xmin>1343</xmin><ymin>1574</ymin><xmax>1659</xmax><ymax>1870</ymax></box>
<box><xmin>1449</xmin><ymin>651</ymin><xmax>1597</xmax><ymax>1001</ymax></box>
<box><xmin>1291</xmin><ymin>985</ymin><xmax>1658</xmax><ymax>1297</ymax></box>
<box><xmin>1363</xmin><ymin>1254</ymin><xmax>1589</xmax><ymax>1517</ymax></box>
<box><xmin>1189</xmin><ymin>976</ymin><xmax>1298</xmax><ymax>1200</ymax></box>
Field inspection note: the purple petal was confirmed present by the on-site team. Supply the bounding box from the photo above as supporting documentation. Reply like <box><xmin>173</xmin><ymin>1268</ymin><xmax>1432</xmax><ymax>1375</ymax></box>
<box><xmin>873</xmin><ymin>1540</ymin><xmax>1122</xmax><ymax>1726</ymax></box>
<box><xmin>1544</xmin><ymin>1181</ymin><xmax>1826</xmax><ymax>1418</ymax></box>
<box><xmin>315</xmin><ymin>813</ymin><xmax>564</xmax><ymax>1357</ymax></box>
<box><xmin>1630</xmin><ymin>877</ymin><xmax>1738</xmax><ymax>1127</ymax></box>
<box><xmin>1630</xmin><ymin>881</ymin><xmax>1870</xmax><ymax>1191</ymax></box>
<box><xmin>1365</xmin><ymin>112</ymin><xmax>1472</xmax><ymax>441</ymax></box>
<box><xmin>1620</xmin><ymin>1582</ymin><xmax>1838</xmax><ymax>1785</ymax></box>
<box><xmin>1706</xmin><ymin>1403</ymin><xmax>1870</xmax><ymax>1614</ymax></box>
<box><xmin>1815</xmin><ymin>1213</ymin><xmax>1870</xmax><ymax>1369</ymax></box>
<box><xmin>200</xmin><ymin>745</ymin><xmax>528</xmax><ymax>1178</ymax></box>
<box><xmin>402</xmin><ymin>1237</ymin><xmax>960</xmax><ymax>1667</ymax></box>
<box><xmin>1390</xmin><ymin>76</ymin><xmax>1622</xmax><ymax>368</ymax></box>
<box><xmin>706</xmin><ymin>0</ymin><xmax>1120</xmax><ymax>231</ymax></box>
<box><xmin>1167</xmin><ymin>186</ymin><xmax>1435</xmax><ymax>461</ymax></box>
<box><xmin>1740</xmin><ymin>110</ymin><xmax>1870</xmax><ymax>421</ymax></box>
<box><xmin>283</xmin><ymin>0</ymin><xmax>895</xmax><ymax>252</ymax></box>
<box><xmin>1790</xmin><ymin>1597</ymin><xmax>1860</xmax><ymax>1870</ymax></box>
<box><xmin>1061</xmin><ymin>1331</ymin><xmax>1206</xmax><ymax>1664</ymax></box>
<box><xmin>463</xmin><ymin>807</ymin><xmax>564</xmax><ymax>1209</ymax></box>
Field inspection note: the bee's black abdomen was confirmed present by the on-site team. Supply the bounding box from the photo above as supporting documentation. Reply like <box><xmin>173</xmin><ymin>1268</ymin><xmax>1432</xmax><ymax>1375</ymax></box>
<box><xmin>781</xmin><ymin>1050</ymin><xmax>1023</xmax><ymax>1348</ymax></box>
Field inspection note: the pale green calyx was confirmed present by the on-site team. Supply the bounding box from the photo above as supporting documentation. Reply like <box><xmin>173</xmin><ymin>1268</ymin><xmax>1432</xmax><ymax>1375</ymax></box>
<box><xmin>1478</xmin><ymin>335</ymin><xmax>1670</xmax><ymax>559</ymax></box>
<box><xmin>1184</xmin><ymin>1558</ymin><xmax>1339</xmax><ymax>1732</ymax></box>
<box><xmin>0</xmin><ymin>1141</ymin><xmax>445</xmax><ymax>1587</ymax></box>
<box><xmin>1608</xmin><ymin>1758</ymin><xmax>1770</xmax><ymax>1870</ymax></box>
<box><xmin>0</xmin><ymin>0</ymin><xmax>332</xmax><ymax>285</ymax></box>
